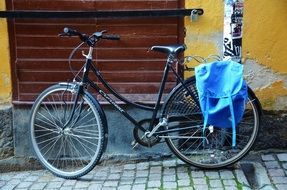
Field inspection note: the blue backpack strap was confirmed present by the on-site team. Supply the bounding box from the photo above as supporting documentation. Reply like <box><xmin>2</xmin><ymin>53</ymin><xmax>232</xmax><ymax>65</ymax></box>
<box><xmin>202</xmin><ymin>94</ymin><xmax>209</xmax><ymax>145</ymax></box>
<box><xmin>203</xmin><ymin>94</ymin><xmax>209</xmax><ymax>132</ymax></box>
<box><xmin>228</xmin><ymin>95</ymin><xmax>236</xmax><ymax>147</ymax></box>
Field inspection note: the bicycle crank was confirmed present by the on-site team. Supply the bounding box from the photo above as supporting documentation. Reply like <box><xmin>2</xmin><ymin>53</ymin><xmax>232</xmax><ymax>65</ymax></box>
<box><xmin>133</xmin><ymin>119</ymin><xmax>161</xmax><ymax>148</ymax></box>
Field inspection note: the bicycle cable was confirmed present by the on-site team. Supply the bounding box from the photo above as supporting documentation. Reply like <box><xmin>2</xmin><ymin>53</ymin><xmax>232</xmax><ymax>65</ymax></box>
<box><xmin>68</xmin><ymin>41</ymin><xmax>85</xmax><ymax>81</ymax></box>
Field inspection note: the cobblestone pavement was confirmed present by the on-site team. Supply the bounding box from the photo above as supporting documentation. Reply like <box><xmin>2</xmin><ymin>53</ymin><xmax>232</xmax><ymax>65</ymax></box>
<box><xmin>0</xmin><ymin>153</ymin><xmax>286</xmax><ymax>190</ymax></box>
<box><xmin>261</xmin><ymin>153</ymin><xmax>287</xmax><ymax>190</ymax></box>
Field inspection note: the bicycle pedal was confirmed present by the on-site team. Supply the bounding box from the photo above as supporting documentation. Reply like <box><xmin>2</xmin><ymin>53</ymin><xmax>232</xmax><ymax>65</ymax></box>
<box><xmin>131</xmin><ymin>140</ymin><xmax>139</xmax><ymax>149</ymax></box>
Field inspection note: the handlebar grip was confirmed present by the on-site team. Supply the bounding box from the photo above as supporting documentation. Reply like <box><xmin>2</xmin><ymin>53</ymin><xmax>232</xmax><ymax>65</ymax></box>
<box><xmin>63</xmin><ymin>27</ymin><xmax>80</xmax><ymax>36</ymax></box>
<box><xmin>102</xmin><ymin>35</ymin><xmax>120</xmax><ymax>40</ymax></box>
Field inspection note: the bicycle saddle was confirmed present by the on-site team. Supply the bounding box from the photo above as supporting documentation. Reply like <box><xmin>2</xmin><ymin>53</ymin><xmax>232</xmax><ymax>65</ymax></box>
<box><xmin>151</xmin><ymin>44</ymin><xmax>186</xmax><ymax>55</ymax></box>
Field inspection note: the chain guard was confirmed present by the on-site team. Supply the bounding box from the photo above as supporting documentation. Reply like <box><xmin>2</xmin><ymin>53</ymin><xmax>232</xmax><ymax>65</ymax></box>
<box><xmin>133</xmin><ymin>119</ymin><xmax>161</xmax><ymax>147</ymax></box>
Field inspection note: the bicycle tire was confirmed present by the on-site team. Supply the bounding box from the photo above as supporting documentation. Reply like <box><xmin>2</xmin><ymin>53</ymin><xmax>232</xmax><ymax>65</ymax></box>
<box><xmin>30</xmin><ymin>83</ymin><xmax>107</xmax><ymax>179</ymax></box>
<box><xmin>162</xmin><ymin>76</ymin><xmax>260</xmax><ymax>169</ymax></box>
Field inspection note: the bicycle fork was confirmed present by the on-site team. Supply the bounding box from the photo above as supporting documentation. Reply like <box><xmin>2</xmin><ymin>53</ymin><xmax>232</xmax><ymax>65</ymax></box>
<box><xmin>62</xmin><ymin>83</ymin><xmax>85</xmax><ymax>130</ymax></box>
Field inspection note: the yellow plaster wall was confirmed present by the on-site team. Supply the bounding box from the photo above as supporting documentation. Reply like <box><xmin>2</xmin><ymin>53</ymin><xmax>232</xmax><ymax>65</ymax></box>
<box><xmin>243</xmin><ymin>0</ymin><xmax>287</xmax><ymax>74</ymax></box>
<box><xmin>255</xmin><ymin>81</ymin><xmax>287</xmax><ymax>110</ymax></box>
<box><xmin>0</xmin><ymin>1</ymin><xmax>11</xmax><ymax>104</ymax></box>
<box><xmin>185</xmin><ymin>0</ymin><xmax>287</xmax><ymax>110</ymax></box>
<box><xmin>243</xmin><ymin>0</ymin><xmax>287</xmax><ymax>110</ymax></box>
<box><xmin>184</xmin><ymin>0</ymin><xmax>224</xmax><ymax>78</ymax></box>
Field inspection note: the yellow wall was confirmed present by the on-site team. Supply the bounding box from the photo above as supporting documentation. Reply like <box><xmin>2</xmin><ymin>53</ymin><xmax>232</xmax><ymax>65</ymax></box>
<box><xmin>0</xmin><ymin>1</ymin><xmax>11</xmax><ymax>104</ymax></box>
<box><xmin>185</xmin><ymin>0</ymin><xmax>287</xmax><ymax>110</ymax></box>
<box><xmin>243</xmin><ymin>0</ymin><xmax>287</xmax><ymax>110</ymax></box>
<box><xmin>244</xmin><ymin>0</ymin><xmax>287</xmax><ymax>74</ymax></box>
<box><xmin>184</xmin><ymin>0</ymin><xmax>224</xmax><ymax>78</ymax></box>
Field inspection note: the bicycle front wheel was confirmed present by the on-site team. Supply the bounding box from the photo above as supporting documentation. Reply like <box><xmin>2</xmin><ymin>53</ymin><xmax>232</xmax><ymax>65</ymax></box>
<box><xmin>162</xmin><ymin>77</ymin><xmax>260</xmax><ymax>169</ymax></box>
<box><xmin>30</xmin><ymin>83</ymin><xmax>107</xmax><ymax>179</ymax></box>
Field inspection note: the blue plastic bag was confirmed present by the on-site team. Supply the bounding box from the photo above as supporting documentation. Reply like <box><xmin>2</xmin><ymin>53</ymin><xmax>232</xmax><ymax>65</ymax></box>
<box><xmin>195</xmin><ymin>60</ymin><xmax>248</xmax><ymax>147</ymax></box>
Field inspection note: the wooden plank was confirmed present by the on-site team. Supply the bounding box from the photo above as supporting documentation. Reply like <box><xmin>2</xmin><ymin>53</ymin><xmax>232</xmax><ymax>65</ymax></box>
<box><xmin>97</xmin><ymin>60</ymin><xmax>167</xmax><ymax>71</ymax></box>
<box><xmin>13</xmin><ymin>0</ymin><xmax>178</xmax><ymax>11</ymax></box>
<box><xmin>18</xmin><ymin>82</ymin><xmax>176</xmax><ymax>94</ymax></box>
<box><xmin>16</xmin><ymin>59</ymin><xmax>167</xmax><ymax>71</ymax></box>
<box><xmin>16</xmin><ymin>48</ymin><xmax>167</xmax><ymax>59</ymax></box>
<box><xmin>14</xmin><ymin>23</ymin><xmax>177</xmax><ymax>36</ymax></box>
<box><xmin>14</xmin><ymin>17</ymin><xmax>178</xmax><ymax>25</ymax></box>
<box><xmin>16</xmin><ymin>36</ymin><xmax>177</xmax><ymax>48</ymax></box>
<box><xmin>17</xmin><ymin>70</ymin><xmax>176</xmax><ymax>83</ymax></box>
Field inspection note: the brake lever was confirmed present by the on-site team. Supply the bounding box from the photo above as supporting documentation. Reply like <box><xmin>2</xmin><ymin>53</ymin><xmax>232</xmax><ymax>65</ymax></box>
<box><xmin>58</xmin><ymin>33</ymin><xmax>70</xmax><ymax>37</ymax></box>
<box><xmin>93</xmin><ymin>30</ymin><xmax>107</xmax><ymax>38</ymax></box>
<box><xmin>100</xmin><ymin>30</ymin><xmax>107</xmax><ymax>34</ymax></box>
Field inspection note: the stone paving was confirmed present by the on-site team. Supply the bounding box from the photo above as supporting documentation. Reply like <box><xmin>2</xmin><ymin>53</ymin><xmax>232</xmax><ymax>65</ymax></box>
<box><xmin>262</xmin><ymin>153</ymin><xmax>287</xmax><ymax>190</ymax></box>
<box><xmin>0</xmin><ymin>152</ymin><xmax>286</xmax><ymax>190</ymax></box>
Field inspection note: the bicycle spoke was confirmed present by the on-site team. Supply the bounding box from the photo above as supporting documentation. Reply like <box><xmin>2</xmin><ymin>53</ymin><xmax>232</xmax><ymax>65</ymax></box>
<box><xmin>72</xmin><ymin>131</ymin><xmax>100</xmax><ymax>139</ymax></box>
<box><xmin>35</xmin><ymin>131</ymin><xmax>59</xmax><ymax>139</ymax></box>
<box><xmin>69</xmin><ymin>134</ymin><xmax>99</xmax><ymax>145</ymax></box>
<box><xmin>72</xmin><ymin>112</ymin><xmax>96</xmax><ymax>128</ymax></box>
<box><xmin>66</xmin><ymin>135</ymin><xmax>86</xmax><ymax>169</ymax></box>
<box><xmin>37</xmin><ymin>110</ymin><xmax>60</xmax><ymax>129</ymax></box>
<box><xmin>71</xmin><ymin>136</ymin><xmax>96</xmax><ymax>158</ymax></box>
<box><xmin>50</xmin><ymin>94</ymin><xmax>67</xmax><ymax>125</ymax></box>
<box><xmin>34</xmin><ymin>123</ymin><xmax>59</xmax><ymax>133</ymax></box>
<box><xmin>42</xmin><ymin>99</ymin><xmax>62</xmax><ymax>126</ymax></box>
<box><xmin>51</xmin><ymin>136</ymin><xmax>65</xmax><ymax>169</ymax></box>
<box><xmin>42</xmin><ymin>135</ymin><xmax>62</xmax><ymax>158</ymax></box>
<box><xmin>73</xmin><ymin>123</ymin><xmax>98</xmax><ymax>129</ymax></box>
<box><xmin>65</xmin><ymin>136</ymin><xmax>80</xmax><ymax>170</ymax></box>
<box><xmin>74</xmin><ymin>108</ymin><xmax>93</xmax><ymax>123</ymax></box>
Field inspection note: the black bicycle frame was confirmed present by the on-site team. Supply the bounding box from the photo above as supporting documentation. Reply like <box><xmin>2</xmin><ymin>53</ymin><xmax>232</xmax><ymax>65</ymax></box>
<box><xmin>71</xmin><ymin>47</ymin><xmax>178</xmax><ymax>132</ymax></box>
<box><xmin>81</xmin><ymin>55</ymin><xmax>174</xmax><ymax>133</ymax></box>
<box><xmin>69</xmin><ymin>46</ymin><xmax>197</xmax><ymax>134</ymax></box>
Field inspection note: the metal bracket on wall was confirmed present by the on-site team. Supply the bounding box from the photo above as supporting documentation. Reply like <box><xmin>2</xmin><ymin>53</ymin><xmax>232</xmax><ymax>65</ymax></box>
<box><xmin>190</xmin><ymin>9</ymin><xmax>200</xmax><ymax>22</ymax></box>
<box><xmin>0</xmin><ymin>9</ymin><xmax>204</xmax><ymax>19</ymax></box>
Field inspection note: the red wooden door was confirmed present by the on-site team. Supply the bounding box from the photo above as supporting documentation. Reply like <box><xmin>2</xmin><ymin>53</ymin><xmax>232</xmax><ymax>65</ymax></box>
<box><xmin>7</xmin><ymin>0</ymin><xmax>184</xmax><ymax>103</ymax></box>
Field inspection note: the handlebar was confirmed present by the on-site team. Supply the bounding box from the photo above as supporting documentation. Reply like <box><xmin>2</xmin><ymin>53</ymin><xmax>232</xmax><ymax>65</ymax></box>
<box><xmin>59</xmin><ymin>27</ymin><xmax>120</xmax><ymax>46</ymax></box>
<box><xmin>102</xmin><ymin>34</ymin><xmax>120</xmax><ymax>40</ymax></box>
<box><xmin>63</xmin><ymin>27</ymin><xmax>81</xmax><ymax>36</ymax></box>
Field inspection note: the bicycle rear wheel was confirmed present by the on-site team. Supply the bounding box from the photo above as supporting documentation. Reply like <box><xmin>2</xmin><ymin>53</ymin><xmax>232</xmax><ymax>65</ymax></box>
<box><xmin>162</xmin><ymin>77</ymin><xmax>260</xmax><ymax>169</ymax></box>
<box><xmin>30</xmin><ymin>83</ymin><xmax>107</xmax><ymax>179</ymax></box>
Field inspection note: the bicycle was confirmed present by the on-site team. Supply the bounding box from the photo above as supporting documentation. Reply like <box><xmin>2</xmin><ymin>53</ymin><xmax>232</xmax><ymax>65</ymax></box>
<box><xmin>29</xmin><ymin>27</ymin><xmax>261</xmax><ymax>179</ymax></box>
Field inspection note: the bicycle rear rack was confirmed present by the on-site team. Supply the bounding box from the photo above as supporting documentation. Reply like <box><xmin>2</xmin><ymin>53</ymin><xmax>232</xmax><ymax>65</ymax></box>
<box><xmin>181</xmin><ymin>54</ymin><xmax>222</xmax><ymax>72</ymax></box>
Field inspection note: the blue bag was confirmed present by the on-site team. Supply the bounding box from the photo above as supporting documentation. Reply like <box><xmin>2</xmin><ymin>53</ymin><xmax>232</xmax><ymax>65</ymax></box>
<box><xmin>195</xmin><ymin>61</ymin><xmax>248</xmax><ymax>147</ymax></box>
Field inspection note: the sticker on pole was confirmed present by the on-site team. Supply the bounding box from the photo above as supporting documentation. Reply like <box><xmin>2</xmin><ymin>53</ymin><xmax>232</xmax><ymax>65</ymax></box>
<box><xmin>223</xmin><ymin>0</ymin><xmax>244</xmax><ymax>63</ymax></box>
